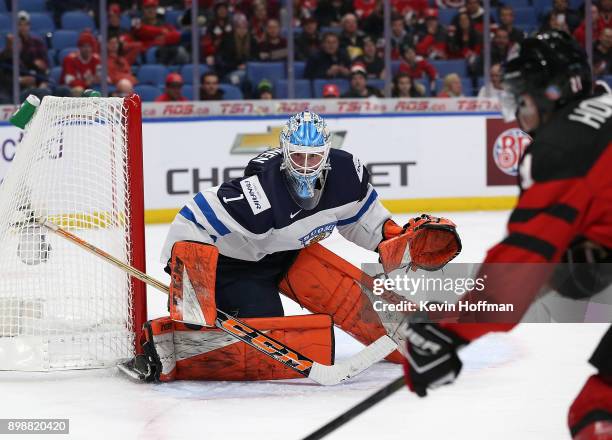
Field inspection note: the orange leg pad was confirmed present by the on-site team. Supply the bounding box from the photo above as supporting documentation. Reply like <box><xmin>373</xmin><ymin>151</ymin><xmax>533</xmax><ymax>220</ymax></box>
<box><xmin>279</xmin><ymin>243</ymin><xmax>404</xmax><ymax>363</ymax></box>
<box><xmin>167</xmin><ymin>314</ymin><xmax>333</xmax><ymax>381</ymax></box>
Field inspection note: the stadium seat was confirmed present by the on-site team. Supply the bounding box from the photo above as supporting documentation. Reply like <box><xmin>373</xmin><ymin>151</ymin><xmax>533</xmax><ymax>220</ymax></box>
<box><xmin>532</xmin><ymin>0</ymin><xmax>551</xmax><ymax>17</ymax></box>
<box><xmin>57</xmin><ymin>47</ymin><xmax>77</xmax><ymax>64</ymax></box>
<box><xmin>514</xmin><ymin>23</ymin><xmax>537</xmax><ymax>35</ymax></box>
<box><xmin>29</xmin><ymin>12</ymin><xmax>55</xmax><ymax>34</ymax></box>
<box><xmin>145</xmin><ymin>46</ymin><xmax>158</xmax><ymax>64</ymax></box>
<box><xmin>0</xmin><ymin>1</ymin><xmax>6</xmax><ymax>12</ymax></box>
<box><xmin>19</xmin><ymin>0</ymin><xmax>46</xmax><ymax>12</ymax></box>
<box><xmin>182</xmin><ymin>84</ymin><xmax>194</xmax><ymax>100</ymax></box>
<box><xmin>391</xmin><ymin>60</ymin><xmax>402</xmax><ymax>75</ymax></box>
<box><xmin>246</xmin><ymin>62</ymin><xmax>285</xmax><ymax>87</ymax></box>
<box><xmin>164</xmin><ymin>9</ymin><xmax>184</xmax><ymax>26</ymax></box>
<box><xmin>367</xmin><ymin>79</ymin><xmax>385</xmax><ymax>92</ymax></box>
<box><xmin>274</xmin><ymin>79</ymin><xmax>312</xmax><ymax>99</ymax></box>
<box><xmin>219</xmin><ymin>84</ymin><xmax>243</xmax><ymax>100</ymax></box>
<box><xmin>0</xmin><ymin>13</ymin><xmax>9</xmax><ymax>31</ymax></box>
<box><xmin>120</xmin><ymin>13</ymin><xmax>132</xmax><ymax>30</ymax></box>
<box><xmin>61</xmin><ymin>11</ymin><xmax>96</xmax><ymax>32</ymax></box>
<box><xmin>512</xmin><ymin>7</ymin><xmax>537</xmax><ymax>27</ymax></box>
<box><xmin>49</xmin><ymin>66</ymin><xmax>62</xmax><ymax>85</ymax></box>
<box><xmin>47</xmin><ymin>49</ymin><xmax>56</xmax><ymax>67</ymax></box>
<box><xmin>51</xmin><ymin>30</ymin><xmax>79</xmax><ymax>50</ymax></box>
<box><xmin>135</xmin><ymin>84</ymin><xmax>161</xmax><ymax>102</ymax></box>
<box><xmin>439</xmin><ymin>8</ymin><xmax>456</xmax><ymax>26</ymax></box>
<box><xmin>431</xmin><ymin>59</ymin><xmax>468</xmax><ymax>77</ymax></box>
<box><xmin>293</xmin><ymin>61</ymin><xmax>306</xmax><ymax>79</ymax></box>
<box><xmin>312</xmin><ymin>79</ymin><xmax>350</xmax><ymax>98</ymax></box>
<box><xmin>503</xmin><ymin>0</ymin><xmax>530</xmax><ymax>7</ymax></box>
<box><xmin>320</xmin><ymin>26</ymin><xmax>342</xmax><ymax>35</ymax></box>
<box><xmin>137</xmin><ymin>64</ymin><xmax>169</xmax><ymax>87</ymax></box>
<box><xmin>180</xmin><ymin>64</ymin><xmax>210</xmax><ymax>82</ymax></box>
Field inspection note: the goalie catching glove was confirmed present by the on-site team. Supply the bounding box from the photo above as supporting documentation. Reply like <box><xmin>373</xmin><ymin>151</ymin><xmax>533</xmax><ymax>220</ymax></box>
<box><xmin>378</xmin><ymin>214</ymin><xmax>462</xmax><ymax>273</ymax></box>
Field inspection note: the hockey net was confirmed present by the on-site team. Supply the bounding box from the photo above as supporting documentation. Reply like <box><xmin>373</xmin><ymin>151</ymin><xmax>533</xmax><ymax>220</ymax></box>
<box><xmin>0</xmin><ymin>95</ymin><xmax>146</xmax><ymax>371</ymax></box>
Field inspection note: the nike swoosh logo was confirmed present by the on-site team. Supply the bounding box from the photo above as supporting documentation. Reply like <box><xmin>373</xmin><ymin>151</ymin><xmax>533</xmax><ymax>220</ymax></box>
<box><xmin>290</xmin><ymin>210</ymin><xmax>302</xmax><ymax>219</ymax></box>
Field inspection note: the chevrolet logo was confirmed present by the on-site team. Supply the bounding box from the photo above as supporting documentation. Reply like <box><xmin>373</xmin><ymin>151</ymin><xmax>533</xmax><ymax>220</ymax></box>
<box><xmin>230</xmin><ymin>126</ymin><xmax>347</xmax><ymax>154</ymax></box>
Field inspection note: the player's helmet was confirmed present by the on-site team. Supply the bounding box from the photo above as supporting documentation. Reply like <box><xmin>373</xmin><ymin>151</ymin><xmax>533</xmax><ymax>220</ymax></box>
<box><xmin>280</xmin><ymin>111</ymin><xmax>331</xmax><ymax>210</ymax></box>
<box><xmin>500</xmin><ymin>31</ymin><xmax>591</xmax><ymax>124</ymax></box>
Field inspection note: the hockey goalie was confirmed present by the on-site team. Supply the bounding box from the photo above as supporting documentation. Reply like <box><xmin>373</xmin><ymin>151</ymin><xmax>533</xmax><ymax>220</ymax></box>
<box><xmin>133</xmin><ymin>111</ymin><xmax>461</xmax><ymax>382</ymax></box>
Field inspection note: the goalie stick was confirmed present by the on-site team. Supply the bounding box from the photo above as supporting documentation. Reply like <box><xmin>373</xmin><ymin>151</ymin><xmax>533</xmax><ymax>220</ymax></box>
<box><xmin>303</xmin><ymin>375</ymin><xmax>405</xmax><ymax>439</ymax></box>
<box><xmin>38</xmin><ymin>218</ymin><xmax>397</xmax><ymax>386</ymax></box>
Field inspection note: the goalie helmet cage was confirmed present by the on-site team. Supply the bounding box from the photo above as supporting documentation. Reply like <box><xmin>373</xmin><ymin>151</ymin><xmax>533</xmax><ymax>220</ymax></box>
<box><xmin>0</xmin><ymin>95</ymin><xmax>146</xmax><ymax>371</ymax></box>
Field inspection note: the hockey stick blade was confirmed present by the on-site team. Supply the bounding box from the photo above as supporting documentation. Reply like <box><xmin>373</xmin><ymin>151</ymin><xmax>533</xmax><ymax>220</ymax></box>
<box><xmin>39</xmin><ymin>218</ymin><xmax>397</xmax><ymax>385</ymax></box>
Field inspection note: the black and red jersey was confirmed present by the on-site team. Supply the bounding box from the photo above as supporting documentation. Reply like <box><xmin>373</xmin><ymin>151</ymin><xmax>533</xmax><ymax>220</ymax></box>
<box><xmin>444</xmin><ymin>94</ymin><xmax>612</xmax><ymax>342</ymax></box>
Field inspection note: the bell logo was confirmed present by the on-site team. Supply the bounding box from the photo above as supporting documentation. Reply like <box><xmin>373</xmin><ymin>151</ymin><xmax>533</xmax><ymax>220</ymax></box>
<box><xmin>492</xmin><ymin>128</ymin><xmax>531</xmax><ymax>176</ymax></box>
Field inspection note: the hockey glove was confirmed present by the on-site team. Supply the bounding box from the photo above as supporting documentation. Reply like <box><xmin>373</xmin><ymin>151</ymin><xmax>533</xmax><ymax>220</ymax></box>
<box><xmin>402</xmin><ymin>322</ymin><xmax>467</xmax><ymax>397</ymax></box>
<box><xmin>378</xmin><ymin>214</ymin><xmax>462</xmax><ymax>273</ymax></box>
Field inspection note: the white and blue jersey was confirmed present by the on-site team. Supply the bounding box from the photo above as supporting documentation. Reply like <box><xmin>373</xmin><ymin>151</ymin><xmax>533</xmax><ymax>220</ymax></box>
<box><xmin>161</xmin><ymin>148</ymin><xmax>391</xmax><ymax>263</ymax></box>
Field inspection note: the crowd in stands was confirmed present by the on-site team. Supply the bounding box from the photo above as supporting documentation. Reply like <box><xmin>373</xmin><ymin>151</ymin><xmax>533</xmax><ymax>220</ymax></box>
<box><xmin>0</xmin><ymin>0</ymin><xmax>611</xmax><ymax>104</ymax></box>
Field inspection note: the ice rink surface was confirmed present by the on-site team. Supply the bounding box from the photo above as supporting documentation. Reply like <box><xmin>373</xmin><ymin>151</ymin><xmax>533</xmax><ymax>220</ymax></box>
<box><xmin>1</xmin><ymin>211</ymin><xmax>608</xmax><ymax>439</ymax></box>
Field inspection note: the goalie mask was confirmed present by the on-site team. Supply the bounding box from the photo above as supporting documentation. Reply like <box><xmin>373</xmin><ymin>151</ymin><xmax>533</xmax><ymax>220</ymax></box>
<box><xmin>280</xmin><ymin>111</ymin><xmax>331</xmax><ymax>210</ymax></box>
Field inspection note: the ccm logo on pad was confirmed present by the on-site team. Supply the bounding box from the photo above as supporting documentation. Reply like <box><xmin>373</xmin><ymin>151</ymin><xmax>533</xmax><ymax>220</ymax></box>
<box><xmin>240</xmin><ymin>175</ymin><xmax>271</xmax><ymax>215</ymax></box>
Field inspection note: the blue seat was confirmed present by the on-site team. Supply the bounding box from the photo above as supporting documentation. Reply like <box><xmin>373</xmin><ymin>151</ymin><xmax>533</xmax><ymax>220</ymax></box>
<box><xmin>182</xmin><ymin>84</ymin><xmax>194</xmax><ymax>100</ymax></box>
<box><xmin>51</xmin><ymin>30</ymin><xmax>79</xmax><ymax>50</ymax></box>
<box><xmin>431</xmin><ymin>59</ymin><xmax>468</xmax><ymax>77</ymax></box>
<box><xmin>512</xmin><ymin>7</ymin><xmax>537</xmax><ymax>27</ymax></box>
<box><xmin>180</xmin><ymin>64</ymin><xmax>210</xmax><ymax>82</ymax></box>
<box><xmin>246</xmin><ymin>62</ymin><xmax>285</xmax><ymax>87</ymax></box>
<box><xmin>603</xmin><ymin>75</ymin><xmax>612</xmax><ymax>88</ymax></box>
<box><xmin>439</xmin><ymin>8</ymin><xmax>456</xmax><ymax>26</ymax></box>
<box><xmin>293</xmin><ymin>61</ymin><xmax>306</xmax><ymax>79</ymax></box>
<box><xmin>57</xmin><ymin>47</ymin><xmax>77</xmax><ymax>64</ymax></box>
<box><xmin>47</xmin><ymin>48</ymin><xmax>56</xmax><ymax>67</ymax></box>
<box><xmin>0</xmin><ymin>1</ymin><xmax>6</xmax><ymax>12</ymax></box>
<box><xmin>0</xmin><ymin>13</ymin><xmax>9</xmax><ymax>31</ymax></box>
<box><xmin>137</xmin><ymin>64</ymin><xmax>169</xmax><ymax>87</ymax></box>
<box><xmin>514</xmin><ymin>23</ymin><xmax>537</xmax><ymax>35</ymax></box>
<box><xmin>367</xmin><ymin>79</ymin><xmax>385</xmax><ymax>92</ymax></box>
<box><xmin>391</xmin><ymin>60</ymin><xmax>402</xmax><ymax>75</ymax></box>
<box><xmin>61</xmin><ymin>11</ymin><xmax>96</xmax><ymax>31</ymax></box>
<box><xmin>19</xmin><ymin>0</ymin><xmax>47</xmax><ymax>12</ymax></box>
<box><xmin>274</xmin><ymin>79</ymin><xmax>312</xmax><ymax>99</ymax></box>
<box><xmin>0</xmin><ymin>33</ymin><xmax>6</xmax><ymax>51</ymax></box>
<box><xmin>164</xmin><ymin>9</ymin><xmax>184</xmax><ymax>26</ymax></box>
<box><xmin>533</xmin><ymin>0</ymin><xmax>551</xmax><ymax>16</ymax></box>
<box><xmin>49</xmin><ymin>66</ymin><xmax>62</xmax><ymax>85</ymax></box>
<box><xmin>219</xmin><ymin>84</ymin><xmax>243</xmax><ymax>100</ymax></box>
<box><xmin>29</xmin><ymin>12</ymin><xmax>55</xmax><ymax>34</ymax></box>
<box><xmin>120</xmin><ymin>13</ymin><xmax>132</xmax><ymax>30</ymax></box>
<box><xmin>320</xmin><ymin>26</ymin><xmax>342</xmax><ymax>35</ymax></box>
<box><xmin>502</xmin><ymin>0</ymin><xmax>530</xmax><ymax>7</ymax></box>
<box><xmin>145</xmin><ymin>46</ymin><xmax>158</xmax><ymax>64</ymax></box>
<box><xmin>135</xmin><ymin>84</ymin><xmax>161</xmax><ymax>102</ymax></box>
<box><xmin>312</xmin><ymin>79</ymin><xmax>350</xmax><ymax>98</ymax></box>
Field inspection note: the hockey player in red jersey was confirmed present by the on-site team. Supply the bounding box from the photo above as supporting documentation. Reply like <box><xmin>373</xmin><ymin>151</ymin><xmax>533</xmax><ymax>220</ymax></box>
<box><xmin>131</xmin><ymin>111</ymin><xmax>461</xmax><ymax>383</ymax></box>
<box><xmin>401</xmin><ymin>31</ymin><xmax>612</xmax><ymax>439</ymax></box>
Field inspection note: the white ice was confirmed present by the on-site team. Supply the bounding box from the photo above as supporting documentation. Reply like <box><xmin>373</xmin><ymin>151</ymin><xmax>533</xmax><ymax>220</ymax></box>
<box><xmin>0</xmin><ymin>211</ymin><xmax>607</xmax><ymax>440</ymax></box>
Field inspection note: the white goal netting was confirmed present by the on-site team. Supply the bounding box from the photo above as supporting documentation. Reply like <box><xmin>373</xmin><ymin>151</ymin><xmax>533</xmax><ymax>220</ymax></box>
<box><xmin>0</xmin><ymin>96</ymin><xmax>142</xmax><ymax>371</ymax></box>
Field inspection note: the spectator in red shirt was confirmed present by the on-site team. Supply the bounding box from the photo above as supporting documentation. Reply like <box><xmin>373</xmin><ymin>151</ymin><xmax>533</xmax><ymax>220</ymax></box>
<box><xmin>437</xmin><ymin>72</ymin><xmax>463</xmax><ymax>97</ymax></box>
<box><xmin>108</xmin><ymin>3</ymin><xmax>142</xmax><ymax>65</ymax></box>
<box><xmin>257</xmin><ymin>18</ymin><xmax>288</xmax><ymax>61</ymax></box>
<box><xmin>155</xmin><ymin>73</ymin><xmax>188</xmax><ymax>102</ymax></box>
<box><xmin>61</xmin><ymin>32</ymin><xmax>101</xmax><ymax>96</ymax></box>
<box><xmin>322</xmin><ymin>83</ymin><xmax>341</xmax><ymax>97</ymax></box>
<box><xmin>447</xmin><ymin>12</ymin><xmax>482</xmax><ymax>59</ymax></box>
<box><xmin>132</xmin><ymin>0</ymin><xmax>187</xmax><ymax>64</ymax></box>
<box><xmin>601</xmin><ymin>0</ymin><xmax>612</xmax><ymax>28</ymax></box>
<box><xmin>393</xmin><ymin>0</ymin><xmax>428</xmax><ymax>20</ymax></box>
<box><xmin>573</xmin><ymin>5</ymin><xmax>604</xmax><ymax>47</ymax></box>
<box><xmin>414</xmin><ymin>8</ymin><xmax>448</xmax><ymax>59</ymax></box>
<box><xmin>398</xmin><ymin>44</ymin><xmax>437</xmax><ymax>93</ymax></box>
<box><xmin>107</xmin><ymin>36</ymin><xmax>138</xmax><ymax>86</ymax></box>
<box><xmin>354</xmin><ymin>0</ymin><xmax>377</xmax><ymax>19</ymax></box>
